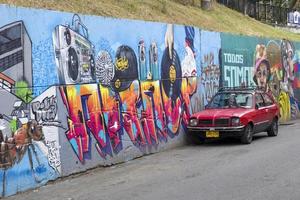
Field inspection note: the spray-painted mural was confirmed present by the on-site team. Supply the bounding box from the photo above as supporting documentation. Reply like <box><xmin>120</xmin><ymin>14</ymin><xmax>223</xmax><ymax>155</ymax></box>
<box><xmin>0</xmin><ymin>21</ymin><xmax>33</xmax><ymax>103</ymax></box>
<box><xmin>0</xmin><ymin>3</ymin><xmax>300</xmax><ymax>197</ymax></box>
<box><xmin>189</xmin><ymin>30</ymin><xmax>221</xmax><ymax>114</ymax></box>
<box><xmin>0</xmin><ymin>8</ymin><xmax>61</xmax><ymax>196</ymax></box>
<box><xmin>0</xmin><ymin>86</ymin><xmax>59</xmax><ymax>197</ymax></box>
<box><xmin>57</xmin><ymin>21</ymin><xmax>200</xmax><ymax>163</ymax></box>
<box><xmin>221</xmin><ymin>34</ymin><xmax>300</xmax><ymax>122</ymax></box>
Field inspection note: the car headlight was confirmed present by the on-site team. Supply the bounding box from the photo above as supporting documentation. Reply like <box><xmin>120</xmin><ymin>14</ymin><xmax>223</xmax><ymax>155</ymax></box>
<box><xmin>189</xmin><ymin>118</ymin><xmax>198</xmax><ymax>127</ymax></box>
<box><xmin>231</xmin><ymin>117</ymin><xmax>240</xmax><ymax>126</ymax></box>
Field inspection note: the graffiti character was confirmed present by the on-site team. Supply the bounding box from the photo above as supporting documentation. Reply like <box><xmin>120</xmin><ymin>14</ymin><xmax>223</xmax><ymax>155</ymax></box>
<box><xmin>253</xmin><ymin>44</ymin><xmax>271</xmax><ymax>90</ymax></box>
<box><xmin>181</xmin><ymin>26</ymin><xmax>197</xmax><ymax>126</ymax></box>
<box><xmin>281</xmin><ymin>39</ymin><xmax>295</xmax><ymax>96</ymax></box>
<box><xmin>253</xmin><ymin>58</ymin><xmax>271</xmax><ymax>89</ymax></box>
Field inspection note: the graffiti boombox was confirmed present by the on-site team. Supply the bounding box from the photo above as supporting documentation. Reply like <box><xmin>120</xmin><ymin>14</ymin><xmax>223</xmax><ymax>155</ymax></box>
<box><xmin>53</xmin><ymin>14</ymin><xmax>95</xmax><ymax>84</ymax></box>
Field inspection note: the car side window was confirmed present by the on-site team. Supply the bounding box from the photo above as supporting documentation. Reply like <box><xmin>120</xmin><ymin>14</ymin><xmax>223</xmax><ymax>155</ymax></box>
<box><xmin>262</xmin><ymin>93</ymin><xmax>273</xmax><ymax>106</ymax></box>
<box><xmin>255</xmin><ymin>93</ymin><xmax>265</xmax><ymax>108</ymax></box>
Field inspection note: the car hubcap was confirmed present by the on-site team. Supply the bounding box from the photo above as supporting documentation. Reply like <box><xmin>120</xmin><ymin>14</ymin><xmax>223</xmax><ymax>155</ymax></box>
<box><xmin>247</xmin><ymin>127</ymin><xmax>252</xmax><ymax>141</ymax></box>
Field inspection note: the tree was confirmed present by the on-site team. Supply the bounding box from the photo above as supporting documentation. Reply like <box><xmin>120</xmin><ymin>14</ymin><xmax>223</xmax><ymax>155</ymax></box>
<box><xmin>268</xmin><ymin>0</ymin><xmax>298</xmax><ymax>8</ymax></box>
<box><xmin>289</xmin><ymin>0</ymin><xmax>298</xmax><ymax>9</ymax></box>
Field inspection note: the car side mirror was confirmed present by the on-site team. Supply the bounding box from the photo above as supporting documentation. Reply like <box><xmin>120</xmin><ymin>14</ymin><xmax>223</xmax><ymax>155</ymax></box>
<box><xmin>255</xmin><ymin>103</ymin><xmax>259</xmax><ymax>109</ymax></box>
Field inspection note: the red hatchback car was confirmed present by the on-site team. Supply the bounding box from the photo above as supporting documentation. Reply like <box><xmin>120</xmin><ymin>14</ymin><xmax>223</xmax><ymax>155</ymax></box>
<box><xmin>187</xmin><ymin>87</ymin><xmax>280</xmax><ymax>144</ymax></box>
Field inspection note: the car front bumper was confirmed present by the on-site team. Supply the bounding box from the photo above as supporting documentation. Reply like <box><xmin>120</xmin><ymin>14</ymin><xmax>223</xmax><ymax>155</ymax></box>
<box><xmin>187</xmin><ymin>125</ymin><xmax>245</xmax><ymax>138</ymax></box>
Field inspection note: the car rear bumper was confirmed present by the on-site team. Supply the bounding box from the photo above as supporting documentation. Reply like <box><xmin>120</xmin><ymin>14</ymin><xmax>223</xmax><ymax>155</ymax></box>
<box><xmin>187</xmin><ymin>125</ymin><xmax>245</xmax><ymax>138</ymax></box>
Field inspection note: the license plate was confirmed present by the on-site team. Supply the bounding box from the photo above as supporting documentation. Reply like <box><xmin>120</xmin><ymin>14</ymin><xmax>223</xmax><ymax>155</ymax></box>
<box><xmin>206</xmin><ymin>131</ymin><xmax>219</xmax><ymax>138</ymax></box>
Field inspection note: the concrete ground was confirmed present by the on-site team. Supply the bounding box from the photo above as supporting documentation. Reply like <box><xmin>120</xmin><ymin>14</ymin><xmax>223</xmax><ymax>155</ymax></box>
<box><xmin>7</xmin><ymin>120</ymin><xmax>300</xmax><ymax>200</ymax></box>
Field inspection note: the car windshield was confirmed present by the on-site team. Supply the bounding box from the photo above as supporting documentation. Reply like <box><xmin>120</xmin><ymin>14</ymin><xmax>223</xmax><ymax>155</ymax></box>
<box><xmin>207</xmin><ymin>92</ymin><xmax>253</xmax><ymax>109</ymax></box>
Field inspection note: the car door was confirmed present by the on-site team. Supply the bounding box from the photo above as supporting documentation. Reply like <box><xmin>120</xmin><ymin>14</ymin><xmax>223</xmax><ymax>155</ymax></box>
<box><xmin>254</xmin><ymin>93</ymin><xmax>269</xmax><ymax>132</ymax></box>
<box><xmin>262</xmin><ymin>93</ymin><xmax>276</xmax><ymax>125</ymax></box>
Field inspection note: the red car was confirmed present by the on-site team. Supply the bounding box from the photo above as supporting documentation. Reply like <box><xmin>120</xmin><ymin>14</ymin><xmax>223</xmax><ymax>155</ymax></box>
<box><xmin>187</xmin><ymin>87</ymin><xmax>280</xmax><ymax>144</ymax></box>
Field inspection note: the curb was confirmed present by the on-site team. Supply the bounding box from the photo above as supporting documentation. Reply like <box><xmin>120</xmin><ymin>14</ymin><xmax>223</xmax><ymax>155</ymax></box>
<box><xmin>279</xmin><ymin>119</ymin><xmax>300</xmax><ymax>126</ymax></box>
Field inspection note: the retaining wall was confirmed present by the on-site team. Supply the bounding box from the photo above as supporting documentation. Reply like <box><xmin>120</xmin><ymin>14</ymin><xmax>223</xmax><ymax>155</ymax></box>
<box><xmin>0</xmin><ymin>4</ymin><xmax>300</xmax><ymax>197</ymax></box>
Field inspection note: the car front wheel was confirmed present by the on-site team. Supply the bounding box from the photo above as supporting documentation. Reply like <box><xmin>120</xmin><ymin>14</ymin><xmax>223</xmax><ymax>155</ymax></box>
<box><xmin>267</xmin><ymin>118</ymin><xmax>278</xmax><ymax>137</ymax></box>
<box><xmin>241</xmin><ymin>124</ymin><xmax>253</xmax><ymax>144</ymax></box>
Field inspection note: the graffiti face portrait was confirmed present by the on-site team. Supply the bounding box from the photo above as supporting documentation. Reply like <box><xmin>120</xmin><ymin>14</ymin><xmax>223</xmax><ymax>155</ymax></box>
<box><xmin>281</xmin><ymin>40</ymin><xmax>295</xmax><ymax>83</ymax></box>
<box><xmin>254</xmin><ymin>59</ymin><xmax>270</xmax><ymax>89</ymax></box>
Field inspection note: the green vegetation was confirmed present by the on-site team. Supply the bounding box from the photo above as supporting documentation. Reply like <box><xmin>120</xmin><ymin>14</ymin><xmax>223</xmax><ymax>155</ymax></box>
<box><xmin>265</xmin><ymin>0</ymin><xmax>298</xmax><ymax>8</ymax></box>
<box><xmin>0</xmin><ymin>0</ymin><xmax>300</xmax><ymax>41</ymax></box>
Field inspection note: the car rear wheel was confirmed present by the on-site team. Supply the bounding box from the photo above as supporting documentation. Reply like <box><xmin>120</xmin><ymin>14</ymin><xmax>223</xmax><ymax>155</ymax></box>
<box><xmin>240</xmin><ymin>124</ymin><xmax>253</xmax><ymax>144</ymax></box>
<box><xmin>267</xmin><ymin>118</ymin><xmax>278</xmax><ymax>137</ymax></box>
<box><xmin>187</xmin><ymin>131</ymin><xmax>205</xmax><ymax>145</ymax></box>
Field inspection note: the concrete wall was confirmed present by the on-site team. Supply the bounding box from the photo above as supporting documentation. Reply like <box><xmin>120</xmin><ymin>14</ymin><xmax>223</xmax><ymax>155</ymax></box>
<box><xmin>0</xmin><ymin>3</ymin><xmax>299</xmax><ymax>197</ymax></box>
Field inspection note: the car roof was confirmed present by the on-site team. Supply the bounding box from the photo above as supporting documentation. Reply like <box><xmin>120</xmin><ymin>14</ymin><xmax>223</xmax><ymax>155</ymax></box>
<box><xmin>217</xmin><ymin>86</ymin><xmax>265</xmax><ymax>94</ymax></box>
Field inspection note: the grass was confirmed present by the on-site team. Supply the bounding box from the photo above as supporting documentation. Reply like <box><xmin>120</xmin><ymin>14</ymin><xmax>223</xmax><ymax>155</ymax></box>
<box><xmin>1</xmin><ymin>0</ymin><xmax>300</xmax><ymax>41</ymax></box>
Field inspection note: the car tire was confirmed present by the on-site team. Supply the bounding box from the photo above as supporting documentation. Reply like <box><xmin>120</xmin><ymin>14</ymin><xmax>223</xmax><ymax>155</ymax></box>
<box><xmin>240</xmin><ymin>124</ymin><xmax>253</xmax><ymax>144</ymax></box>
<box><xmin>267</xmin><ymin>118</ymin><xmax>278</xmax><ymax>137</ymax></box>
<box><xmin>186</xmin><ymin>131</ymin><xmax>205</xmax><ymax>145</ymax></box>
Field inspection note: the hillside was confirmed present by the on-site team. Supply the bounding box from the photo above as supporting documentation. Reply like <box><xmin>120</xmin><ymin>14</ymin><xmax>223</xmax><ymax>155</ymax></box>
<box><xmin>1</xmin><ymin>0</ymin><xmax>300</xmax><ymax>41</ymax></box>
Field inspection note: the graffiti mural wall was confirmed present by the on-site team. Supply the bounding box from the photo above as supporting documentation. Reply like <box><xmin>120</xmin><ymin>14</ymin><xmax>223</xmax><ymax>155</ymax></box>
<box><xmin>0</xmin><ymin>86</ymin><xmax>59</xmax><ymax>197</ymax></box>
<box><xmin>0</xmin><ymin>3</ymin><xmax>300</xmax><ymax>197</ymax></box>
<box><xmin>221</xmin><ymin>33</ymin><xmax>300</xmax><ymax>121</ymax></box>
<box><xmin>0</xmin><ymin>4</ymin><xmax>204</xmax><ymax>192</ymax></box>
<box><xmin>56</xmin><ymin>21</ymin><xmax>202</xmax><ymax>174</ymax></box>
<box><xmin>191</xmin><ymin>30</ymin><xmax>221</xmax><ymax>113</ymax></box>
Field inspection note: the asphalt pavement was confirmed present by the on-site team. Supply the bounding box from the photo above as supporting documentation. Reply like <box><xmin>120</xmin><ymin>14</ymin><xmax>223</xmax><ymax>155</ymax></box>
<box><xmin>7</xmin><ymin>120</ymin><xmax>300</xmax><ymax>200</ymax></box>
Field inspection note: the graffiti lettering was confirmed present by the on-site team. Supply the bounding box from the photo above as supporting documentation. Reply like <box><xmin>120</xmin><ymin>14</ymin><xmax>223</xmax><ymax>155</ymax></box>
<box><xmin>32</xmin><ymin>96</ymin><xmax>57</xmax><ymax>122</ymax></box>
<box><xmin>224</xmin><ymin>65</ymin><xmax>253</xmax><ymax>87</ymax></box>
<box><xmin>224</xmin><ymin>53</ymin><xmax>244</xmax><ymax>64</ymax></box>
<box><xmin>46</xmin><ymin>140</ymin><xmax>61</xmax><ymax>172</ymax></box>
<box><xmin>116</xmin><ymin>57</ymin><xmax>129</xmax><ymax>71</ymax></box>
<box><xmin>60</xmin><ymin>76</ymin><xmax>195</xmax><ymax>162</ymax></box>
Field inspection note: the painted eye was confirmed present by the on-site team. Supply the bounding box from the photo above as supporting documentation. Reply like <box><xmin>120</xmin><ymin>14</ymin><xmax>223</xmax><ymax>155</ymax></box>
<box><xmin>257</xmin><ymin>71</ymin><xmax>262</xmax><ymax>77</ymax></box>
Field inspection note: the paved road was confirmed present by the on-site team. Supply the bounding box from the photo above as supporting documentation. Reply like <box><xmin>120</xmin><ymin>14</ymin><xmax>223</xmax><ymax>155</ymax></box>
<box><xmin>7</xmin><ymin>120</ymin><xmax>300</xmax><ymax>200</ymax></box>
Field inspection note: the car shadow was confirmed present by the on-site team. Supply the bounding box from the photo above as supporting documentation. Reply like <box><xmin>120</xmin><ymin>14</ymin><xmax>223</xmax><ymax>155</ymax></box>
<box><xmin>187</xmin><ymin>133</ymin><xmax>269</xmax><ymax>147</ymax></box>
<box><xmin>252</xmin><ymin>133</ymin><xmax>269</xmax><ymax>141</ymax></box>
